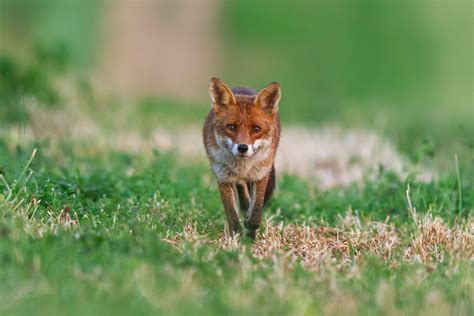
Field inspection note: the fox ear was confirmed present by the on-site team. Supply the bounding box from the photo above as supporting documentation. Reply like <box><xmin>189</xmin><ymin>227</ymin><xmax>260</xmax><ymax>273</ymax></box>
<box><xmin>255</xmin><ymin>82</ymin><xmax>280</xmax><ymax>114</ymax></box>
<box><xmin>209</xmin><ymin>77</ymin><xmax>236</xmax><ymax>111</ymax></box>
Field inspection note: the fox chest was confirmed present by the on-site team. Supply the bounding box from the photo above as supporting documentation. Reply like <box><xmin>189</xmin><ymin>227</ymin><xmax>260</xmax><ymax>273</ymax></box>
<box><xmin>209</xmin><ymin>146</ymin><xmax>272</xmax><ymax>183</ymax></box>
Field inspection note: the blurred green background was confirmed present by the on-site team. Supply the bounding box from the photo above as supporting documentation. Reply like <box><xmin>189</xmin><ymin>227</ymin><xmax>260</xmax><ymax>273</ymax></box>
<box><xmin>1</xmin><ymin>0</ymin><xmax>472</xmax><ymax>167</ymax></box>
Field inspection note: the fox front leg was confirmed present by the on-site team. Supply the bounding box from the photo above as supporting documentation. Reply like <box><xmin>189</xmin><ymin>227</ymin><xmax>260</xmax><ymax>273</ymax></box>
<box><xmin>244</xmin><ymin>176</ymin><xmax>270</xmax><ymax>239</ymax></box>
<box><xmin>236</xmin><ymin>182</ymin><xmax>251</xmax><ymax>214</ymax></box>
<box><xmin>218</xmin><ymin>182</ymin><xmax>242</xmax><ymax>236</ymax></box>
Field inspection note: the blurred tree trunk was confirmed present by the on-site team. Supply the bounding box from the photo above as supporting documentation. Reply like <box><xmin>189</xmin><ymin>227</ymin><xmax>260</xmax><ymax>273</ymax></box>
<box><xmin>98</xmin><ymin>0</ymin><xmax>219</xmax><ymax>99</ymax></box>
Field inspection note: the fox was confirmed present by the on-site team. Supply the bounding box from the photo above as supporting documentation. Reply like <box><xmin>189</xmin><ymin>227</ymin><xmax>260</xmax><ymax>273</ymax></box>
<box><xmin>203</xmin><ymin>77</ymin><xmax>281</xmax><ymax>239</ymax></box>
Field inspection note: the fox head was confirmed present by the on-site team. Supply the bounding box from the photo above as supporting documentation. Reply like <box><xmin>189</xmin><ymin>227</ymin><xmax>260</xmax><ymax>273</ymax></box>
<box><xmin>209</xmin><ymin>77</ymin><xmax>280</xmax><ymax>158</ymax></box>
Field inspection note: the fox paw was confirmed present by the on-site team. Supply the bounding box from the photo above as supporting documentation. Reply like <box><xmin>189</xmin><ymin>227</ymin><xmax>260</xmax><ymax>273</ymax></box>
<box><xmin>245</xmin><ymin>229</ymin><xmax>257</xmax><ymax>240</ymax></box>
<box><xmin>244</xmin><ymin>219</ymin><xmax>260</xmax><ymax>230</ymax></box>
<box><xmin>244</xmin><ymin>220</ymin><xmax>259</xmax><ymax>240</ymax></box>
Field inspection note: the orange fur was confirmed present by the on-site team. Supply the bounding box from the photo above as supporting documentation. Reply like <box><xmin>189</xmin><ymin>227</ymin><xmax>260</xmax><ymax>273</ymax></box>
<box><xmin>203</xmin><ymin>78</ymin><xmax>281</xmax><ymax>239</ymax></box>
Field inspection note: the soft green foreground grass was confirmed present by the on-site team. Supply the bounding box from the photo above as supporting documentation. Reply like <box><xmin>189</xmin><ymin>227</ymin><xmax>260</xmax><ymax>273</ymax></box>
<box><xmin>0</xmin><ymin>137</ymin><xmax>472</xmax><ymax>316</ymax></box>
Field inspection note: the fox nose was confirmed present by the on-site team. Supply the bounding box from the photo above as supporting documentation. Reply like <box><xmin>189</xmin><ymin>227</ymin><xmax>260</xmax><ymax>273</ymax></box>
<box><xmin>237</xmin><ymin>144</ymin><xmax>248</xmax><ymax>153</ymax></box>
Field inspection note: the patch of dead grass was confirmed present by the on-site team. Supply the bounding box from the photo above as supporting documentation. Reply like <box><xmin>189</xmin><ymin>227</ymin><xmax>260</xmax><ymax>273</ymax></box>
<box><xmin>405</xmin><ymin>215</ymin><xmax>473</xmax><ymax>264</ymax></box>
<box><xmin>165</xmin><ymin>212</ymin><xmax>473</xmax><ymax>272</ymax></box>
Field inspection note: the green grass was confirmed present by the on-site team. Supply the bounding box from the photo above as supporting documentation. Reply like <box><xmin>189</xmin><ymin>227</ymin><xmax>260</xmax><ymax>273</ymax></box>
<box><xmin>0</xmin><ymin>137</ymin><xmax>472</xmax><ymax>315</ymax></box>
<box><xmin>0</xmin><ymin>3</ymin><xmax>472</xmax><ymax>314</ymax></box>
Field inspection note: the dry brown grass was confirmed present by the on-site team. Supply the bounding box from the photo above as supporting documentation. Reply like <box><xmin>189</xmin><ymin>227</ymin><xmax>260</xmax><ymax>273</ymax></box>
<box><xmin>165</xmin><ymin>212</ymin><xmax>473</xmax><ymax>272</ymax></box>
<box><xmin>405</xmin><ymin>215</ymin><xmax>473</xmax><ymax>264</ymax></box>
<box><xmin>160</xmin><ymin>212</ymin><xmax>472</xmax><ymax>315</ymax></box>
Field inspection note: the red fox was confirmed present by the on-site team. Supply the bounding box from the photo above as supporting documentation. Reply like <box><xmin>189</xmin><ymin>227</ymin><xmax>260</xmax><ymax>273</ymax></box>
<box><xmin>203</xmin><ymin>77</ymin><xmax>281</xmax><ymax>239</ymax></box>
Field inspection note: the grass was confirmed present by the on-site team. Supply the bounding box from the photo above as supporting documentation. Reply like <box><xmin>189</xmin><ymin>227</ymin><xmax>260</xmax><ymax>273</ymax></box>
<box><xmin>0</xmin><ymin>3</ymin><xmax>472</xmax><ymax>314</ymax></box>
<box><xmin>0</xmin><ymin>48</ymin><xmax>471</xmax><ymax>315</ymax></box>
<box><xmin>0</xmin><ymin>134</ymin><xmax>472</xmax><ymax>315</ymax></box>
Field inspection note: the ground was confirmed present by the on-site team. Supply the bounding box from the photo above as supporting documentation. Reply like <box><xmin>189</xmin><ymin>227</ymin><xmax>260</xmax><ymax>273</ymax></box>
<box><xmin>0</xmin><ymin>92</ymin><xmax>472</xmax><ymax>315</ymax></box>
<box><xmin>1</xmin><ymin>2</ymin><xmax>472</xmax><ymax>314</ymax></box>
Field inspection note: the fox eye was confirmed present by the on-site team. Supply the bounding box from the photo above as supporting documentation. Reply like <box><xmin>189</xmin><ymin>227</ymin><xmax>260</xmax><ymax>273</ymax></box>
<box><xmin>227</xmin><ymin>124</ymin><xmax>236</xmax><ymax>132</ymax></box>
<box><xmin>252</xmin><ymin>126</ymin><xmax>261</xmax><ymax>133</ymax></box>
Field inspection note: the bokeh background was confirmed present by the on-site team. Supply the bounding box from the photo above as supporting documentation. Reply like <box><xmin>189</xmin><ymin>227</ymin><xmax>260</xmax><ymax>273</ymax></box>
<box><xmin>1</xmin><ymin>0</ymin><xmax>473</xmax><ymax>168</ymax></box>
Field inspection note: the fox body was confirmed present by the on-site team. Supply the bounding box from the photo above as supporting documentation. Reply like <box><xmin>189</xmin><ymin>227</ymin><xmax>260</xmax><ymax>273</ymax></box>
<box><xmin>203</xmin><ymin>78</ymin><xmax>281</xmax><ymax>239</ymax></box>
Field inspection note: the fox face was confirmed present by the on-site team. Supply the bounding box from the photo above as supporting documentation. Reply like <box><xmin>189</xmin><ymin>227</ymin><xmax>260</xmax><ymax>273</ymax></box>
<box><xmin>209</xmin><ymin>78</ymin><xmax>281</xmax><ymax>159</ymax></box>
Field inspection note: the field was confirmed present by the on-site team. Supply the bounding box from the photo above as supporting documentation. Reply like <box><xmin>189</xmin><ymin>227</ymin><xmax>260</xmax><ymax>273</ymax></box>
<box><xmin>0</xmin><ymin>81</ymin><xmax>472</xmax><ymax>315</ymax></box>
<box><xmin>1</xmin><ymin>1</ymin><xmax>473</xmax><ymax>315</ymax></box>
